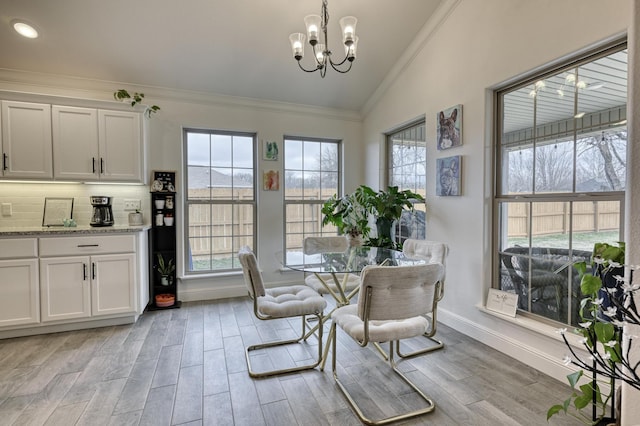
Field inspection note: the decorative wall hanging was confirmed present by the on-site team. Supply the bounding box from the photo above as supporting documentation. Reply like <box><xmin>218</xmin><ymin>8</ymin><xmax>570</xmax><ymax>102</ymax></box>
<box><xmin>263</xmin><ymin>170</ymin><xmax>280</xmax><ymax>191</ymax></box>
<box><xmin>436</xmin><ymin>155</ymin><xmax>461</xmax><ymax>196</ymax></box>
<box><xmin>437</xmin><ymin>104</ymin><xmax>463</xmax><ymax>150</ymax></box>
<box><xmin>263</xmin><ymin>140</ymin><xmax>279</xmax><ymax>161</ymax></box>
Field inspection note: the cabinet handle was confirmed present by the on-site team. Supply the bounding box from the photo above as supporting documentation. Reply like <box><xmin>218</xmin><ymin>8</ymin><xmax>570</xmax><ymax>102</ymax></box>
<box><xmin>92</xmin><ymin>157</ymin><xmax>96</xmax><ymax>174</ymax></box>
<box><xmin>77</xmin><ymin>244</ymin><xmax>99</xmax><ymax>247</ymax></box>
<box><xmin>92</xmin><ymin>262</ymin><xmax>96</xmax><ymax>280</ymax></box>
<box><xmin>2</xmin><ymin>153</ymin><xmax>7</xmax><ymax>171</ymax></box>
<box><xmin>82</xmin><ymin>263</ymin><xmax>88</xmax><ymax>281</ymax></box>
<box><xmin>100</xmin><ymin>158</ymin><xmax>104</xmax><ymax>174</ymax></box>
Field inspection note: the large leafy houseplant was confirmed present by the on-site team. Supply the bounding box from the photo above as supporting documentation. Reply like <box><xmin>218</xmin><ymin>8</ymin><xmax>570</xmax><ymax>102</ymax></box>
<box><xmin>360</xmin><ymin>185</ymin><xmax>425</xmax><ymax>249</ymax></box>
<box><xmin>548</xmin><ymin>242</ymin><xmax>639</xmax><ymax>425</ymax></box>
<box><xmin>321</xmin><ymin>186</ymin><xmax>371</xmax><ymax>244</ymax></box>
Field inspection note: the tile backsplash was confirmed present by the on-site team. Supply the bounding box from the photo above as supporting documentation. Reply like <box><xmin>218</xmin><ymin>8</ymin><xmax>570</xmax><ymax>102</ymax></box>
<box><xmin>0</xmin><ymin>182</ymin><xmax>151</xmax><ymax>228</ymax></box>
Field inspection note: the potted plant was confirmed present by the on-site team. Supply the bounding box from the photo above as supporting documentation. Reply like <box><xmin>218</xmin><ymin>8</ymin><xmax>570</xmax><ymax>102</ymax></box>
<box><xmin>360</xmin><ymin>185</ymin><xmax>425</xmax><ymax>249</ymax></box>
<box><xmin>548</xmin><ymin>242</ymin><xmax>636</xmax><ymax>425</ymax></box>
<box><xmin>321</xmin><ymin>186</ymin><xmax>371</xmax><ymax>246</ymax></box>
<box><xmin>113</xmin><ymin>89</ymin><xmax>160</xmax><ymax>118</ymax></box>
<box><xmin>156</xmin><ymin>253</ymin><xmax>175</xmax><ymax>286</ymax></box>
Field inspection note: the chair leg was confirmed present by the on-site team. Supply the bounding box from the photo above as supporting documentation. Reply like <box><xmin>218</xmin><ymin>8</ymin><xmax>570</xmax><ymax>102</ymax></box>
<box><xmin>245</xmin><ymin>313</ymin><xmax>323</xmax><ymax>378</ymax></box>
<box><xmin>373</xmin><ymin>313</ymin><xmax>444</xmax><ymax>360</ymax></box>
<box><xmin>332</xmin><ymin>337</ymin><xmax>436</xmax><ymax>425</ymax></box>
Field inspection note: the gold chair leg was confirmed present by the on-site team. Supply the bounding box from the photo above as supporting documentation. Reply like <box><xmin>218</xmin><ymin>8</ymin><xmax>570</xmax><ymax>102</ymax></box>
<box><xmin>245</xmin><ymin>313</ymin><xmax>323</xmax><ymax>378</ymax></box>
<box><xmin>332</xmin><ymin>337</ymin><xmax>436</xmax><ymax>425</ymax></box>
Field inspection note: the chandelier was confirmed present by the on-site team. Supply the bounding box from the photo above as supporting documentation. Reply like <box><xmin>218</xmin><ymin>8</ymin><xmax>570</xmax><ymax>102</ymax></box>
<box><xmin>288</xmin><ymin>0</ymin><xmax>358</xmax><ymax>78</ymax></box>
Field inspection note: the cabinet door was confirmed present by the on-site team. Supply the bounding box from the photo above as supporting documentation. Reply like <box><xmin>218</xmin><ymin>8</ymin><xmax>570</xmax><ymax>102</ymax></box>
<box><xmin>1</xmin><ymin>101</ymin><xmax>53</xmax><ymax>179</ymax></box>
<box><xmin>98</xmin><ymin>110</ymin><xmax>142</xmax><ymax>182</ymax></box>
<box><xmin>91</xmin><ymin>253</ymin><xmax>136</xmax><ymax>316</ymax></box>
<box><xmin>0</xmin><ymin>259</ymin><xmax>40</xmax><ymax>327</ymax></box>
<box><xmin>40</xmin><ymin>256</ymin><xmax>91</xmax><ymax>322</ymax></box>
<box><xmin>52</xmin><ymin>106</ymin><xmax>99</xmax><ymax>181</ymax></box>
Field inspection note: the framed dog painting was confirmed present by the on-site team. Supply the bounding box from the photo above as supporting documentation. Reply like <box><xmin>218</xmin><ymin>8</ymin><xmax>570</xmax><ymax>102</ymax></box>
<box><xmin>437</xmin><ymin>104</ymin><xmax>462</xmax><ymax>150</ymax></box>
<box><xmin>436</xmin><ymin>155</ymin><xmax>461</xmax><ymax>196</ymax></box>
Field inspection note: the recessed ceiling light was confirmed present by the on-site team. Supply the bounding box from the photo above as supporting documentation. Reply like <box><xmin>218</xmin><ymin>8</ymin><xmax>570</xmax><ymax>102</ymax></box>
<box><xmin>574</xmin><ymin>112</ymin><xmax>586</xmax><ymax>118</ymax></box>
<box><xmin>12</xmin><ymin>20</ymin><xmax>38</xmax><ymax>39</ymax></box>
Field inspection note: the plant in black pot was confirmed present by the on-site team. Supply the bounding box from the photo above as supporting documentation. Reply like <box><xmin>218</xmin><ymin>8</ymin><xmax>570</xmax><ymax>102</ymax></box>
<box><xmin>360</xmin><ymin>185</ymin><xmax>425</xmax><ymax>249</ymax></box>
<box><xmin>156</xmin><ymin>253</ymin><xmax>175</xmax><ymax>286</ymax></box>
<box><xmin>548</xmin><ymin>242</ymin><xmax>639</xmax><ymax>425</ymax></box>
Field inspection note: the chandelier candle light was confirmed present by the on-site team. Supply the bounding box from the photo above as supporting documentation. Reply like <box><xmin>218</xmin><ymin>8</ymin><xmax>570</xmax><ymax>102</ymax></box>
<box><xmin>289</xmin><ymin>0</ymin><xmax>358</xmax><ymax>78</ymax></box>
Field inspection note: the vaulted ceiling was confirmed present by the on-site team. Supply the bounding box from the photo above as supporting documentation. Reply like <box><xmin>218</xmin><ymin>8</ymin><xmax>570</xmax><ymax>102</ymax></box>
<box><xmin>1</xmin><ymin>0</ymin><xmax>444</xmax><ymax>112</ymax></box>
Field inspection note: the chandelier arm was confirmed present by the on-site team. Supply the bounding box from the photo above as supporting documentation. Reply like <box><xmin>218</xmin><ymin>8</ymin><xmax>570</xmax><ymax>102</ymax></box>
<box><xmin>328</xmin><ymin>60</ymin><xmax>353</xmax><ymax>74</ymax></box>
<box><xmin>328</xmin><ymin>54</ymin><xmax>349</xmax><ymax>68</ymax></box>
<box><xmin>297</xmin><ymin>61</ymin><xmax>322</xmax><ymax>73</ymax></box>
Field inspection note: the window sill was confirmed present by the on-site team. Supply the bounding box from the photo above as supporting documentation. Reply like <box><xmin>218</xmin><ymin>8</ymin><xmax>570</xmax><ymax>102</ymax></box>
<box><xmin>477</xmin><ymin>304</ymin><xmax>585</xmax><ymax>348</ymax></box>
<box><xmin>180</xmin><ymin>270</ymin><xmax>243</xmax><ymax>281</ymax></box>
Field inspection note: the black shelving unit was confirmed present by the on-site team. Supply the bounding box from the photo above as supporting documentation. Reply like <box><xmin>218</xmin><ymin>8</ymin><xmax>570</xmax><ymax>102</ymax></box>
<box><xmin>148</xmin><ymin>191</ymin><xmax>181</xmax><ymax>310</ymax></box>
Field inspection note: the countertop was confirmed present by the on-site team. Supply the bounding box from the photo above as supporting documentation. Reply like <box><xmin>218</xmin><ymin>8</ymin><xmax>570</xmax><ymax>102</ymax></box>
<box><xmin>0</xmin><ymin>225</ymin><xmax>151</xmax><ymax>237</ymax></box>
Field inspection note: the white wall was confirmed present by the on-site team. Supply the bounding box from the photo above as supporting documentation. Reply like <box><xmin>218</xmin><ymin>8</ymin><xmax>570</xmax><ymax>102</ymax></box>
<box><xmin>0</xmin><ymin>77</ymin><xmax>363</xmax><ymax>300</ymax></box>
<box><xmin>362</xmin><ymin>0</ymin><xmax>635</xmax><ymax>420</ymax></box>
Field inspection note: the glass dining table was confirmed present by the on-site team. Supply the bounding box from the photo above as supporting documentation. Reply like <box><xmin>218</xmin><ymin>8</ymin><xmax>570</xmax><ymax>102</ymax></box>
<box><xmin>276</xmin><ymin>245</ymin><xmax>426</xmax><ymax>368</ymax></box>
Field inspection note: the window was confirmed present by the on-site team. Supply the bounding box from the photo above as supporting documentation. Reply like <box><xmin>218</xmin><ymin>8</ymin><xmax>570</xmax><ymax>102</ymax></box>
<box><xmin>495</xmin><ymin>41</ymin><xmax>627</xmax><ymax>326</ymax></box>
<box><xmin>386</xmin><ymin>120</ymin><xmax>426</xmax><ymax>244</ymax></box>
<box><xmin>284</xmin><ymin>137</ymin><xmax>340</xmax><ymax>252</ymax></box>
<box><xmin>184</xmin><ymin>129</ymin><xmax>256</xmax><ymax>274</ymax></box>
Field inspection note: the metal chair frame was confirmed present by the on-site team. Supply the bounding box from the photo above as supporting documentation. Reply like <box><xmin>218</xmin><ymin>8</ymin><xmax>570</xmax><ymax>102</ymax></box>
<box><xmin>331</xmin><ymin>264</ymin><xmax>442</xmax><ymax>425</ymax></box>
<box><xmin>239</xmin><ymin>247</ymin><xmax>325</xmax><ymax>378</ymax></box>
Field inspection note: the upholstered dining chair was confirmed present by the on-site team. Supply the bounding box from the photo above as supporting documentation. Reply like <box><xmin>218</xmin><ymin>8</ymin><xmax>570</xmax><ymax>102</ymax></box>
<box><xmin>397</xmin><ymin>238</ymin><xmax>449</xmax><ymax>356</ymax></box>
<box><xmin>238</xmin><ymin>246</ymin><xmax>327</xmax><ymax>378</ymax></box>
<box><xmin>331</xmin><ymin>263</ymin><xmax>444</xmax><ymax>425</ymax></box>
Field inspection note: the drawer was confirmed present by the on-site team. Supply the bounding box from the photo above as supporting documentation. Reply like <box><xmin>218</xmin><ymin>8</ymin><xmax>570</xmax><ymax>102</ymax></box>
<box><xmin>0</xmin><ymin>238</ymin><xmax>38</xmax><ymax>259</ymax></box>
<box><xmin>39</xmin><ymin>234</ymin><xmax>135</xmax><ymax>257</ymax></box>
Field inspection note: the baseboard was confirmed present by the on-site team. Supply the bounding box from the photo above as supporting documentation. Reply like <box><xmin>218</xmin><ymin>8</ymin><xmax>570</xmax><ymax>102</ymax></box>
<box><xmin>438</xmin><ymin>308</ymin><xmax>578</xmax><ymax>384</ymax></box>
<box><xmin>179</xmin><ymin>284</ymin><xmax>246</xmax><ymax>302</ymax></box>
<box><xmin>0</xmin><ymin>315</ymin><xmax>136</xmax><ymax>339</ymax></box>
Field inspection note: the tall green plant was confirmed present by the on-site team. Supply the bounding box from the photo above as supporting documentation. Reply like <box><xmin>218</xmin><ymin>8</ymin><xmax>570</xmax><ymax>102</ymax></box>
<box><xmin>321</xmin><ymin>186</ymin><xmax>371</xmax><ymax>238</ymax></box>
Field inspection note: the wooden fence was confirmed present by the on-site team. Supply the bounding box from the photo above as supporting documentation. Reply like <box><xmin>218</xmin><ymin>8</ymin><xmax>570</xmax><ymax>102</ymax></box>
<box><xmin>506</xmin><ymin>201</ymin><xmax>620</xmax><ymax>237</ymax></box>
<box><xmin>187</xmin><ymin>188</ymin><xmax>618</xmax><ymax>259</ymax></box>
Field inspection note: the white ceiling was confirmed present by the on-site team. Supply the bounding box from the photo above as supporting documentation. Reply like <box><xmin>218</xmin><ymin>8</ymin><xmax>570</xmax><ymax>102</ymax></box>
<box><xmin>0</xmin><ymin>0</ymin><xmax>444</xmax><ymax>112</ymax></box>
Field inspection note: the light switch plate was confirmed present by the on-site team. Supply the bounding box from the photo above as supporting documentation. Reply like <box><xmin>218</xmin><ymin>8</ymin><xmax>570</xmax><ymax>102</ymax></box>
<box><xmin>1</xmin><ymin>203</ymin><xmax>12</xmax><ymax>217</ymax></box>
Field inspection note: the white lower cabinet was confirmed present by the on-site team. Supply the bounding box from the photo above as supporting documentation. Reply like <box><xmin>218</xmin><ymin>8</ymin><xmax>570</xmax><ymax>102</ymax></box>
<box><xmin>0</xmin><ymin>258</ymin><xmax>40</xmax><ymax>327</ymax></box>
<box><xmin>0</xmin><ymin>237</ymin><xmax>39</xmax><ymax>327</ymax></box>
<box><xmin>39</xmin><ymin>253</ymin><xmax>136</xmax><ymax>322</ymax></box>
<box><xmin>0</xmin><ymin>233</ymin><xmax>143</xmax><ymax>337</ymax></box>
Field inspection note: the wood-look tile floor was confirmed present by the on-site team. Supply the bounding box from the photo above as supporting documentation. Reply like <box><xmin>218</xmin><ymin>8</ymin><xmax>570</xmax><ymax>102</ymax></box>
<box><xmin>0</xmin><ymin>297</ymin><xmax>583</xmax><ymax>425</ymax></box>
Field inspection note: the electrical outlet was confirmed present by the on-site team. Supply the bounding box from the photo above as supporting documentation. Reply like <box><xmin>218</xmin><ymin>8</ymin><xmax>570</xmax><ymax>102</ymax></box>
<box><xmin>1</xmin><ymin>203</ymin><xmax>12</xmax><ymax>217</ymax></box>
<box><xmin>124</xmin><ymin>199</ymin><xmax>141</xmax><ymax>211</ymax></box>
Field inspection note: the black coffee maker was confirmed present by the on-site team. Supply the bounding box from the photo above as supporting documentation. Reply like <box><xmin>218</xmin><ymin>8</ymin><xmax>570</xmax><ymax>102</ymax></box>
<box><xmin>90</xmin><ymin>196</ymin><xmax>114</xmax><ymax>227</ymax></box>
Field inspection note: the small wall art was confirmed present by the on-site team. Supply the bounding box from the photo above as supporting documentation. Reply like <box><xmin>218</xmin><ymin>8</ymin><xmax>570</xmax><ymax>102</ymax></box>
<box><xmin>436</xmin><ymin>155</ymin><xmax>461</xmax><ymax>196</ymax></box>
<box><xmin>263</xmin><ymin>170</ymin><xmax>279</xmax><ymax>191</ymax></box>
<box><xmin>437</xmin><ymin>104</ymin><xmax>462</xmax><ymax>150</ymax></box>
<box><xmin>263</xmin><ymin>140</ymin><xmax>279</xmax><ymax>161</ymax></box>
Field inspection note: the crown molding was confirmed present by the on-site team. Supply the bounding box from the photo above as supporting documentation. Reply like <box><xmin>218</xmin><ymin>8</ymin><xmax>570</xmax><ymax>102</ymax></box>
<box><xmin>0</xmin><ymin>68</ymin><xmax>362</xmax><ymax>122</ymax></box>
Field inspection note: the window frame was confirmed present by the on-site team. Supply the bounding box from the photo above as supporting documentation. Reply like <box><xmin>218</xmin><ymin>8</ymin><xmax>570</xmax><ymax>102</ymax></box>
<box><xmin>283</xmin><ymin>135</ymin><xmax>342</xmax><ymax>253</ymax></box>
<box><xmin>385</xmin><ymin>118</ymin><xmax>427</xmax><ymax>244</ymax></box>
<box><xmin>182</xmin><ymin>127</ymin><xmax>257</xmax><ymax>275</ymax></box>
<box><xmin>492</xmin><ymin>39</ymin><xmax>627</xmax><ymax>325</ymax></box>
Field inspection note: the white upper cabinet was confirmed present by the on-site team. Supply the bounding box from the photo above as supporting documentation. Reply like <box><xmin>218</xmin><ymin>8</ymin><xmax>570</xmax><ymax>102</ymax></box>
<box><xmin>53</xmin><ymin>107</ymin><xmax>143</xmax><ymax>182</ymax></box>
<box><xmin>52</xmin><ymin>106</ymin><xmax>99</xmax><ymax>180</ymax></box>
<box><xmin>98</xmin><ymin>110</ymin><xmax>143</xmax><ymax>182</ymax></box>
<box><xmin>1</xmin><ymin>101</ymin><xmax>53</xmax><ymax>179</ymax></box>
